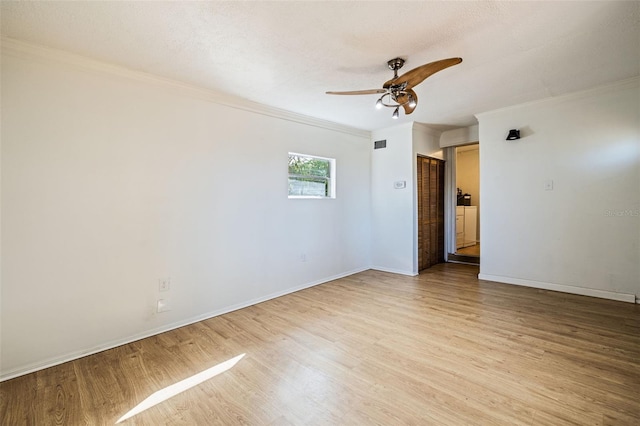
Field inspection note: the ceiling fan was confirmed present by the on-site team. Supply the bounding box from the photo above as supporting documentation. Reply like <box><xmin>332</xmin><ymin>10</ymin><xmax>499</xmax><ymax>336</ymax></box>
<box><xmin>326</xmin><ymin>57</ymin><xmax>462</xmax><ymax>119</ymax></box>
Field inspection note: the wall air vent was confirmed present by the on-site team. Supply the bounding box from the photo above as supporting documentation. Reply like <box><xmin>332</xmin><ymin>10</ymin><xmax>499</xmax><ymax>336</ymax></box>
<box><xmin>374</xmin><ymin>139</ymin><xmax>387</xmax><ymax>149</ymax></box>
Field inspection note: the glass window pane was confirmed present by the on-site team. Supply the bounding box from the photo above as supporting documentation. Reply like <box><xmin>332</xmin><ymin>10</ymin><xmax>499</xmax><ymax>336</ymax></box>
<box><xmin>288</xmin><ymin>177</ymin><xmax>328</xmax><ymax>197</ymax></box>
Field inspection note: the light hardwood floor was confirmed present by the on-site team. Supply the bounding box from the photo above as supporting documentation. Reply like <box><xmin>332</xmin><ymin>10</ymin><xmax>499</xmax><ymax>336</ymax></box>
<box><xmin>1</xmin><ymin>264</ymin><xmax>639</xmax><ymax>425</ymax></box>
<box><xmin>456</xmin><ymin>243</ymin><xmax>480</xmax><ymax>257</ymax></box>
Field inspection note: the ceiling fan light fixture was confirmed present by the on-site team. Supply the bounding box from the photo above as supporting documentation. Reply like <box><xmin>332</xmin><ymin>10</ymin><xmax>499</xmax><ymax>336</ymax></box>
<box><xmin>326</xmin><ymin>56</ymin><xmax>462</xmax><ymax>120</ymax></box>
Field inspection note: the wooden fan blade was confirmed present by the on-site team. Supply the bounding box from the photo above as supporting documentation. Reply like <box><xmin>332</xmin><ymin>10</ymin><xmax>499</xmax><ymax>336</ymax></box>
<box><xmin>384</xmin><ymin>57</ymin><xmax>462</xmax><ymax>89</ymax></box>
<box><xmin>326</xmin><ymin>89</ymin><xmax>387</xmax><ymax>95</ymax></box>
<box><xmin>396</xmin><ymin>89</ymin><xmax>418</xmax><ymax>115</ymax></box>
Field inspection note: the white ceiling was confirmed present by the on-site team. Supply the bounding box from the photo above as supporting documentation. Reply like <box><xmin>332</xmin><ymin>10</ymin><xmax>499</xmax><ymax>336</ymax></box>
<box><xmin>1</xmin><ymin>1</ymin><xmax>638</xmax><ymax>131</ymax></box>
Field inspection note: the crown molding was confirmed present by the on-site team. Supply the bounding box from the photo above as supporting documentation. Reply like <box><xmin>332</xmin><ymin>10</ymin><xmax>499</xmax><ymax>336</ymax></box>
<box><xmin>1</xmin><ymin>37</ymin><xmax>370</xmax><ymax>139</ymax></box>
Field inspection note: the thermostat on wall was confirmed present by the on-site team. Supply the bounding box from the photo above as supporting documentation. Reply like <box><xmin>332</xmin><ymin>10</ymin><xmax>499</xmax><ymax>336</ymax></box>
<box><xmin>394</xmin><ymin>181</ymin><xmax>406</xmax><ymax>189</ymax></box>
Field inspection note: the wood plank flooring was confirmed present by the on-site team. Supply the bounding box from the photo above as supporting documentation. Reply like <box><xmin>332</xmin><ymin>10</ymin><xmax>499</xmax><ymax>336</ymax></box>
<box><xmin>456</xmin><ymin>243</ymin><xmax>480</xmax><ymax>257</ymax></box>
<box><xmin>1</xmin><ymin>264</ymin><xmax>639</xmax><ymax>425</ymax></box>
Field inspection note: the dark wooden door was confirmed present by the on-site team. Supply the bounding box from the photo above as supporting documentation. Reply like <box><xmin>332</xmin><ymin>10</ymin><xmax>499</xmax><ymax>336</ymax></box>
<box><xmin>417</xmin><ymin>156</ymin><xmax>445</xmax><ymax>271</ymax></box>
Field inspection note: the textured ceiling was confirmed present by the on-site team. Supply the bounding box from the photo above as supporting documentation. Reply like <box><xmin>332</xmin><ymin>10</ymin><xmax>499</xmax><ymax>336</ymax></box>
<box><xmin>1</xmin><ymin>1</ymin><xmax>639</xmax><ymax>131</ymax></box>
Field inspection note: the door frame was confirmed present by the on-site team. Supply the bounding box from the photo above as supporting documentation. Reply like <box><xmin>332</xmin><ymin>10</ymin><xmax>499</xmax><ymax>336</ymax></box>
<box><xmin>444</xmin><ymin>146</ymin><xmax>457</xmax><ymax>261</ymax></box>
<box><xmin>444</xmin><ymin>143</ymin><xmax>481</xmax><ymax>264</ymax></box>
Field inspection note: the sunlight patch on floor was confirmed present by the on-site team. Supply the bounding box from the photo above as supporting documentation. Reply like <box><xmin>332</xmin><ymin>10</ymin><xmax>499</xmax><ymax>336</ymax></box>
<box><xmin>116</xmin><ymin>353</ymin><xmax>245</xmax><ymax>424</ymax></box>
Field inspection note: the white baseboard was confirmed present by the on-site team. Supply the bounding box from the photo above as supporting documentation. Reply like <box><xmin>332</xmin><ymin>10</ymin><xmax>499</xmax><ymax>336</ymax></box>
<box><xmin>1</xmin><ymin>267</ymin><xmax>370</xmax><ymax>382</ymax></box>
<box><xmin>478</xmin><ymin>274</ymin><xmax>636</xmax><ymax>303</ymax></box>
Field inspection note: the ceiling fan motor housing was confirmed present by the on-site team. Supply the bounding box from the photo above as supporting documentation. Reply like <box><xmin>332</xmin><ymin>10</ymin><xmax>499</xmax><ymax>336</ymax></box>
<box><xmin>387</xmin><ymin>58</ymin><xmax>405</xmax><ymax>78</ymax></box>
<box><xmin>327</xmin><ymin>56</ymin><xmax>462</xmax><ymax>118</ymax></box>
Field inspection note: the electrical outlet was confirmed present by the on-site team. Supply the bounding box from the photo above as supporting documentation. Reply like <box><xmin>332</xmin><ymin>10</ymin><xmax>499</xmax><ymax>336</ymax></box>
<box><xmin>300</xmin><ymin>253</ymin><xmax>307</xmax><ymax>262</ymax></box>
<box><xmin>157</xmin><ymin>299</ymin><xmax>170</xmax><ymax>313</ymax></box>
<box><xmin>159</xmin><ymin>278</ymin><xmax>170</xmax><ymax>292</ymax></box>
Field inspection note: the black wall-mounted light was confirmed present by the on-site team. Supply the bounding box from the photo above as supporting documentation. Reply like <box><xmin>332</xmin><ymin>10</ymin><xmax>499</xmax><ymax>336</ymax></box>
<box><xmin>506</xmin><ymin>129</ymin><xmax>520</xmax><ymax>140</ymax></box>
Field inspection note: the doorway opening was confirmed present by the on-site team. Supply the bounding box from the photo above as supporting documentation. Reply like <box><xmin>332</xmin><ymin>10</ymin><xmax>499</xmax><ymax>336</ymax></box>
<box><xmin>449</xmin><ymin>143</ymin><xmax>480</xmax><ymax>265</ymax></box>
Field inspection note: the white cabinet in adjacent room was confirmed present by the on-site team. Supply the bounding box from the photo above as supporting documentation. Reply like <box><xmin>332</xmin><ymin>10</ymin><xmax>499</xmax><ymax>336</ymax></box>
<box><xmin>463</xmin><ymin>206</ymin><xmax>477</xmax><ymax>247</ymax></box>
<box><xmin>456</xmin><ymin>206</ymin><xmax>465</xmax><ymax>249</ymax></box>
<box><xmin>456</xmin><ymin>206</ymin><xmax>477</xmax><ymax>249</ymax></box>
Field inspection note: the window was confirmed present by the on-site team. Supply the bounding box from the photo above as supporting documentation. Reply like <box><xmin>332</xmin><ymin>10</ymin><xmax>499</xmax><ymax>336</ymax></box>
<box><xmin>288</xmin><ymin>153</ymin><xmax>335</xmax><ymax>198</ymax></box>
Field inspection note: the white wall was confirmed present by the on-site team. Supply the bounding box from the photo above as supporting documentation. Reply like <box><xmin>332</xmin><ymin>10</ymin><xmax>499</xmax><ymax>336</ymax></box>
<box><xmin>1</xmin><ymin>43</ymin><xmax>372</xmax><ymax>379</ymax></box>
<box><xmin>477</xmin><ymin>78</ymin><xmax>639</xmax><ymax>302</ymax></box>
<box><xmin>371</xmin><ymin>123</ymin><xmax>414</xmax><ymax>275</ymax></box>
<box><xmin>413</xmin><ymin>123</ymin><xmax>445</xmax><ymax>160</ymax></box>
<box><xmin>370</xmin><ymin>122</ymin><xmax>442</xmax><ymax>275</ymax></box>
